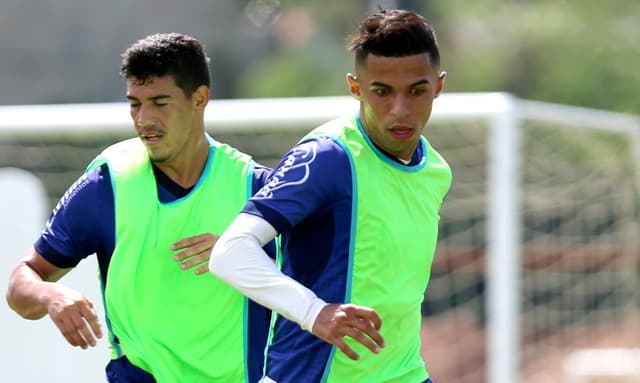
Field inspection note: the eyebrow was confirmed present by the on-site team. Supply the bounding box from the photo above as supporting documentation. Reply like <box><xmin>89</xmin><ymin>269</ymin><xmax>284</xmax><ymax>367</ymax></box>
<box><xmin>370</xmin><ymin>79</ymin><xmax>431</xmax><ymax>88</ymax></box>
<box><xmin>126</xmin><ymin>94</ymin><xmax>172</xmax><ymax>102</ymax></box>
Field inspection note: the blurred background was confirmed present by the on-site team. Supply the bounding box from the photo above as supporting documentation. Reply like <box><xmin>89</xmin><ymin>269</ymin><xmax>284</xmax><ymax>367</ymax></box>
<box><xmin>1</xmin><ymin>1</ymin><xmax>639</xmax><ymax>382</ymax></box>
<box><xmin>0</xmin><ymin>0</ymin><xmax>637</xmax><ymax>112</ymax></box>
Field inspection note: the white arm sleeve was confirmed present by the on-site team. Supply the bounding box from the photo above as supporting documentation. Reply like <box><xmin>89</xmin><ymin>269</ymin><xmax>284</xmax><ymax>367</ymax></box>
<box><xmin>208</xmin><ymin>212</ymin><xmax>327</xmax><ymax>331</ymax></box>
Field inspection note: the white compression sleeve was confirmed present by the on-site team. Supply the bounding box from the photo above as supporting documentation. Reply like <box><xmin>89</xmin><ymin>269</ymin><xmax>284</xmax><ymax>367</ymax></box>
<box><xmin>209</xmin><ymin>213</ymin><xmax>326</xmax><ymax>331</ymax></box>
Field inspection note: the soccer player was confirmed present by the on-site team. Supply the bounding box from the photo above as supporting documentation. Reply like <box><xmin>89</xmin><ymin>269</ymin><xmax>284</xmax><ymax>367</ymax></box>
<box><xmin>208</xmin><ymin>8</ymin><xmax>452</xmax><ymax>383</ymax></box>
<box><xmin>6</xmin><ymin>33</ymin><xmax>273</xmax><ymax>383</ymax></box>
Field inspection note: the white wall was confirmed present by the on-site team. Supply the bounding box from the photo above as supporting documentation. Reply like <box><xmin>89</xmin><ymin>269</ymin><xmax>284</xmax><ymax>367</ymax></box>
<box><xmin>0</xmin><ymin>168</ymin><xmax>108</xmax><ymax>383</ymax></box>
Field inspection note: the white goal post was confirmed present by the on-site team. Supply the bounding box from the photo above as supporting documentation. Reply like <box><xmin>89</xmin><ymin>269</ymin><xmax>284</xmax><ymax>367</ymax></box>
<box><xmin>1</xmin><ymin>93</ymin><xmax>639</xmax><ymax>383</ymax></box>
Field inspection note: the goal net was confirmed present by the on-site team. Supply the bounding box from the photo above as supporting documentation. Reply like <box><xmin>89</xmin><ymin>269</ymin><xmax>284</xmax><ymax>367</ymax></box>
<box><xmin>422</xmin><ymin>95</ymin><xmax>640</xmax><ymax>383</ymax></box>
<box><xmin>1</xmin><ymin>93</ymin><xmax>639</xmax><ymax>383</ymax></box>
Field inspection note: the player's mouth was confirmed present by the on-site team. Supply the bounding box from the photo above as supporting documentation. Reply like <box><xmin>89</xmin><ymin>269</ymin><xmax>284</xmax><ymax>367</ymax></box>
<box><xmin>388</xmin><ymin>125</ymin><xmax>415</xmax><ymax>140</ymax></box>
<box><xmin>139</xmin><ymin>132</ymin><xmax>164</xmax><ymax>145</ymax></box>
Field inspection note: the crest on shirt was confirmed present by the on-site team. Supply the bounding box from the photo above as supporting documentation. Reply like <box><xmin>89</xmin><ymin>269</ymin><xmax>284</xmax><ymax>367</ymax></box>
<box><xmin>257</xmin><ymin>142</ymin><xmax>317</xmax><ymax>198</ymax></box>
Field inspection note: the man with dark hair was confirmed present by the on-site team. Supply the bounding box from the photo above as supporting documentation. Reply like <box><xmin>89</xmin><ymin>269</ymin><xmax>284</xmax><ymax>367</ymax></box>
<box><xmin>6</xmin><ymin>33</ymin><xmax>273</xmax><ymax>383</ymax></box>
<box><xmin>208</xmin><ymin>8</ymin><xmax>451</xmax><ymax>383</ymax></box>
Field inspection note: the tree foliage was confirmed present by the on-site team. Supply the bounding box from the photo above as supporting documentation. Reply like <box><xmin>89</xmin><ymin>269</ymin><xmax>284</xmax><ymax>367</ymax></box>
<box><xmin>238</xmin><ymin>0</ymin><xmax>639</xmax><ymax>114</ymax></box>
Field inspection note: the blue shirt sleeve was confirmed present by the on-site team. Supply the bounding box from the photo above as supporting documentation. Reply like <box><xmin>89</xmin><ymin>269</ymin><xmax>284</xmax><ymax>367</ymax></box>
<box><xmin>243</xmin><ymin>137</ymin><xmax>353</xmax><ymax>234</ymax></box>
<box><xmin>248</xmin><ymin>161</ymin><xmax>278</xmax><ymax>260</ymax></box>
<box><xmin>34</xmin><ymin>164</ymin><xmax>114</xmax><ymax>268</ymax></box>
<box><xmin>251</xmin><ymin>162</ymin><xmax>273</xmax><ymax>193</ymax></box>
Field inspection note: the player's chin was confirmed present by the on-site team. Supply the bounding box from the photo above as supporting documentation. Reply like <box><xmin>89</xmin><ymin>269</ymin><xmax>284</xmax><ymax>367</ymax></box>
<box><xmin>148</xmin><ymin>151</ymin><xmax>171</xmax><ymax>163</ymax></box>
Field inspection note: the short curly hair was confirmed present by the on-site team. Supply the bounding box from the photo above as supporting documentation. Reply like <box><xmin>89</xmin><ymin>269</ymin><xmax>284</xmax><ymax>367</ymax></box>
<box><xmin>120</xmin><ymin>33</ymin><xmax>211</xmax><ymax>97</ymax></box>
<box><xmin>347</xmin><ymin>8</ymin><xmax>440</xmax><ymax>68</ymax></box>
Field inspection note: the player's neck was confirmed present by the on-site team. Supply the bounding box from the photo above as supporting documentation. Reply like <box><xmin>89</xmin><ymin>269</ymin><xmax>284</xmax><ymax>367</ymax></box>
<box><xmin>155</xmin><ymin>137</ymin><xmax>209</xmax><ymax>188</ymax></box>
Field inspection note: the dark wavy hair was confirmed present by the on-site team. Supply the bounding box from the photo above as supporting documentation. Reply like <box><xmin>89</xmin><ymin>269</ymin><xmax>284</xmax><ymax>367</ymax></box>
<box><xmin>120</xmin><ymin>33</ymin><xmax>211</xmax><ymax>97</ymax></box>
<box><xmin>347</xmin><ymin>8</ymin><xmax>440</xmax><ymax>68</ymax></box>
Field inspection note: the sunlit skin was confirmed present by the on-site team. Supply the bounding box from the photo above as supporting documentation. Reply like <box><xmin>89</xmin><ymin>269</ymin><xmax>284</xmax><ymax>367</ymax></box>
<box><xmin>126</xmin><ymin>75</ymin><xmax>210</xmax><ymax>188</ymax></box>
<box><xmin>346</xmin><ymin>53</ymin><xmax>446</xmax><ymax>161</ymax></box>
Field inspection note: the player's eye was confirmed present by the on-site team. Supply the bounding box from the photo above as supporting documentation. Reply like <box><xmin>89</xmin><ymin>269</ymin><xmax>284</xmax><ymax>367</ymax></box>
<box><xmin>373</xmin><ymin>88</ymin><xmax>389</xmax><ymax>96</ymax></box>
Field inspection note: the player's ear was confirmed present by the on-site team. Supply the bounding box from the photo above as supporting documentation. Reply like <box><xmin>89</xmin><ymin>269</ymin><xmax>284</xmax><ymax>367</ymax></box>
<box><xmin>435</xmin><ymin>71</ymin><xmax>446</xmax><ymax>98</ymax></box>
<box><xmin>346</xmin><ymin>73</ymin><xmax>360</xmax><ymax>100</ymax></box>
<box><xmin>193</xmin><ymin>85</ymin><xmax>209</xmax><ymax>109</ymax></box>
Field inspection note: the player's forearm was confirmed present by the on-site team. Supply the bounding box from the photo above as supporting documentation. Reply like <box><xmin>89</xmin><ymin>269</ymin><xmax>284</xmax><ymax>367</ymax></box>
<box><xmin>209</xmin><ymin>213</ymin><xmax>326</xmax><ymax>331</ymax></box>
<box><xmin>6</xmin><ymin>263</ymin><xmax>56</xmax><ymax>319</ymax></box>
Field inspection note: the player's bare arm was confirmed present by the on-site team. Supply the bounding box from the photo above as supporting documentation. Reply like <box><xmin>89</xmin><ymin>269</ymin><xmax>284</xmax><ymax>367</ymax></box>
<box><xmin>312</xmin><ymin>303</ymin><xmax>385</xmax><ymax>361</ymax></box>
<box><xmin>6</xmin><ymin>247</ymin><xmax>103</xmax><ymax>349</ymax></box>
<box><xmin>171</xmin><ymin>233</ymin><xmax>219</xmax><ymax>275</ymax></box>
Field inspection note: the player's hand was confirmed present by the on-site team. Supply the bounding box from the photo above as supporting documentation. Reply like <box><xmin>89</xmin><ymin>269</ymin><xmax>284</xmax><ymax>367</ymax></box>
<box><xmin>312</xmin><ymin>303</ymin><xmax>385</xmax><ymax>361</ymax></box>
<box><xmin>171</xmin><ymin>233</ymin><xmax>219</xmax><ymax>275</ymax></box>
<box><xmin>47</xmin><ymin>285</ymin><xmax>102</xmax><ymax>349</ymax></box>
